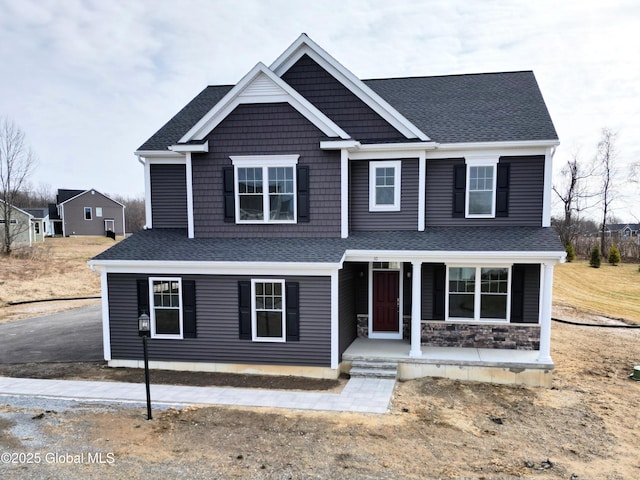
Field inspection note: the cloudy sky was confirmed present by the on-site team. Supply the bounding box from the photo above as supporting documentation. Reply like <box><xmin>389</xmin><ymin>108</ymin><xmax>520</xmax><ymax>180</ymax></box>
<box><xmin>1</xmin><ymin>0</ymin><xmax>638</xmax><ymax>219</ymax></box>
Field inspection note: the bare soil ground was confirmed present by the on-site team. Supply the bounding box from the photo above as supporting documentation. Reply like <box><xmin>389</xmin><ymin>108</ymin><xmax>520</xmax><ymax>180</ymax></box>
<box><xmin>1</xmin><ymin>240</ymin><xmax>639</xmax><ymax>478</ymax></box>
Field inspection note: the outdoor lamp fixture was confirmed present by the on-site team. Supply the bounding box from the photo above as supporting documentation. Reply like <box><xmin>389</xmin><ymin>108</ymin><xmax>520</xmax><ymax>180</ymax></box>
<box><xmin>138</xmin><ymin>312</ymin><xmax>152</xmax><ymax>420</ymax></box>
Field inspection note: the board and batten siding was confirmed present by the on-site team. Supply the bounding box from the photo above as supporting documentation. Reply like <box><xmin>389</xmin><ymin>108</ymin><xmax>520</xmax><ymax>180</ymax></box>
<box><xmin>281</xmin><ymin>54</ymin><xmax>403</xmax><ymax>142</ymax></box>
<box><xmin>425</xmin><ymin>156</ymin><xmax>545</xmax><ymax>226</ymax></box>
<box><xmin>150</xmin><ymin>164</ymin><xmax>188</xmax><ymax>229</ymax></box>
<box><xmin>107</xmin><ymin>273</ymin><xmax>332</xmax><ymax>367</ymax></box>
<box><xmin>350</xmin><ymin>159</ymin><xmax>419</xmax><ymax>231</ymax></box>
<box><xmin>191</xmin><ymin>103</ymin><xmax>341</xmax><ymax>238</ymax></box>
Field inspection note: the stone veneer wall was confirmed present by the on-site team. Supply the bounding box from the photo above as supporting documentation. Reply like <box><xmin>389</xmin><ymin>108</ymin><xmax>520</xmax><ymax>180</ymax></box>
<box><xmin>420</xmin><ymin>322</ymin><xmax>540</xmax><ymax>350</ymax></box>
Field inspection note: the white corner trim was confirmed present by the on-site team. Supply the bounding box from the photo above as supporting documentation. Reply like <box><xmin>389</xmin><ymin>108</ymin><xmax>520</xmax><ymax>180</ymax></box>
<box><xmin>542</xmin><ymin>146</ymin><xmax>555</xmax><ymax>227</ymax></box>
<box><xmin>185</xmin><ymin>153</ymin><xmax>194</xmax><ymax>238</ymax></box>
<box><xmin>99</xmin><ymin>269</ymin><xmax>111</xmax><ymax>361</ymax></box>
<box><xmin>179</xmin><ymin>62</ymin><xmax>349</xmax><ymax>142</ymax></box>
<box><xmin>270</xmin><ymin>34</ymin><xmax>429</xmax><ymax>141</ymax></box>
<box><xmin>330</xmin><ymin>270</ymin><xmax>339</xmax><ymax>369</ymax></box>
<box><xmin>418</xmin><ymin>151</ymin><xmax>426</xmax><ymax>231</ymax></box>
<box><xmin>143</xmin><ymin>160</ymin><xmax>152</xmax><ymax>229</ymax></box>
<box><xmin>341</xmin><ymin>149</ymin><xmax>349</xmax><ymax>238</ymax></box>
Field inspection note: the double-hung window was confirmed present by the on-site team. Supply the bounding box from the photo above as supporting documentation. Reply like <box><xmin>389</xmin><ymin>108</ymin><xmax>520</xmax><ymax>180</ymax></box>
<box><xmin>251</xmin><ymin>279</ymin><xmax>286</xmax><ymax>342</ymax></box>
<box><xmin>150</xmin><ymin>277</ymin><xmax>183</xmax><ymax>338</ymax></box>
<box><xmin>465</xmin><ymin>157</ymin><xmax>498</xmax><ymax>217</ymax></box>
<box><xmin>84</xmin><ymin>207</ymin><xmax>92</xmax><ymax>220</ymax></box>
<box><xmin>232</xmin><ymin>155</ymin><xmax>298</xmax><ymax>223</ymax></box>
<box><xmin>369</xmin><ymin>161</ymin><xmax>401</xmax><ymax>211</ymax></box>
<box><xmin>447</xmin><ymin>266</ymin><xmax>510</xmax><ymax>322</ymax></box>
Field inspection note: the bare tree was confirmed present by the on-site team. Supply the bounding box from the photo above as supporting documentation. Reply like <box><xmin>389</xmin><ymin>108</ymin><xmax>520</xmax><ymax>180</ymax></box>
<box><xmin>112</xmin><ymin>194</ymin><xmax>146</xmax><ymax>233</ymax></box>
<box><xmin>0</xmin><ymin>117</ymin><xmax>36</xmax><ymax>254</ymax></box>
<box><xmin>596</xmin><ymin>128</ymin><xmax>618</xmax><ymax>256</ymax></box>
<box><xmin>552</xmin><ymin>151</ymin><xmax>597</xmax><ymax>247</ymax></box>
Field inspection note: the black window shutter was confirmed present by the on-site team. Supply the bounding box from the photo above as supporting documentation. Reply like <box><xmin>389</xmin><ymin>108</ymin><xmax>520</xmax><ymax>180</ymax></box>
<box><xmin>137</xmin><ymin>278</ymin><xmax>149</xmax><ymax>317</ymax></box>
<box><xmin>452</xmin><ymin>164</ymin><xmax>466</xmax><ymax>218</ymax></box>
<box><xmin>432</xmin><ymin>264</ymin><xmax>446</xmax><ymax>320</ymax></box>
<box><xmin>223</xmin><ymin>167</ymin><xmax>235</xmax><ymax>223</ymax></box>
<box><xmin>496</xmin><ymin>162</ymin><xmax>510</xmax><ymax>217</ymax></box>
<box><xmin>238</xmin><ymin>281</ymin><xmax>252</xmax><ymax>339</ymax></box>
<box><xmin>286</xmin><ymin>282</ymin><xmax>300</xmax><ymax>341</ymax></box>
<box><xmin>510</xmin><ymin>265</ymin><xmax>525</xmax><ymax>323</ymax></box>
<box><xmin>182</xmin><ymin>280</ymin><xmax>197</xmax><ymax>338</ymax></box>
<box><xmin>297</xmin><ymin>166</ymin><xmax>310</xmax><ymax>223</ymax></box>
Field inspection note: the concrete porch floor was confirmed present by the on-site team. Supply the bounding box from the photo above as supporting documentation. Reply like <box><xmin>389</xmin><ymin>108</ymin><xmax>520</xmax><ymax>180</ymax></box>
<box><xmin>342</xmin><ymin>338</ymin><xmax>554</xmax><ymax>386</ymax></box>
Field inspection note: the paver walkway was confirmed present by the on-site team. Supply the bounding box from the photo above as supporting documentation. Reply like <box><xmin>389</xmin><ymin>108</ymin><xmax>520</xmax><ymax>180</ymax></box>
<box><xmin>0</xmin><ymin>376</ymin><xmax>396</xmax><ymax>414</ymax></box>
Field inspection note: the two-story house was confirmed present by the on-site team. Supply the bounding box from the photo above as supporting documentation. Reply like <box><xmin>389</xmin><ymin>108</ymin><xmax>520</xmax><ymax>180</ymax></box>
<box><xmin>90</xmin><ymin>34</ymin><xmax>565</xmax><ymax>386</ymax></box>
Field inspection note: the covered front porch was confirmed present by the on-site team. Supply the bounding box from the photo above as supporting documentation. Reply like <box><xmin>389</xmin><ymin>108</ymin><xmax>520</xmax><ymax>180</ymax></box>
<box><xmin>341</xmin><ymin>338</ymin><xmax>554</xmax><ymax>387</ymax></box>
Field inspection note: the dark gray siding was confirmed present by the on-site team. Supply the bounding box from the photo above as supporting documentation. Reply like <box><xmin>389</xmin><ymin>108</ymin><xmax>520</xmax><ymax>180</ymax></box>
<box><xmin>281</xmin><ymin>54</ymin><xmax>405</xmax><ymax>142</ymax></box>
<box><xmin>425</xmin><ymin>156</ymin><xmax>545</xmax><ymax>226</ymax></box>
<box><xmin>108</xmin><ymin>273</ymin><xmax>331</xmax><ymax>367</ymax></box>
<box><xmin>520</xmin><ymin>263</ymin><xmax>541</xmax><ymax>323</ymax></box>
<box><xmin>150</xmin><ymin>164</ymin><xmax>188</xmax><ymax>228</ymax></box>
<box><xmin>421</xmin><ymin>263</ymin><xmax>445</xmax><ymax>320</ymax></box>
<box><xmin>350</xmin><ymin>159</ymin><xmax>419</xmax><ymax>231</ymax></box>
<box><xmin>192</xmin><ymin>103</ymin><xmax>341</xmax><ymax>238</ymax></box>
<box><xmin>338</xmin><ymin>264</ymin><xmax>358</xmax><ymax>359</ymax></box>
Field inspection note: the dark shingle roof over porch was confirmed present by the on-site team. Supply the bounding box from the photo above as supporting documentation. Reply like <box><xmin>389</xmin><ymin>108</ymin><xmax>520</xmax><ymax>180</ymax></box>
<box><xmin>92</xmin><ymin>227</ymin><xmax>564</xmax><ymax>265</ymax></box>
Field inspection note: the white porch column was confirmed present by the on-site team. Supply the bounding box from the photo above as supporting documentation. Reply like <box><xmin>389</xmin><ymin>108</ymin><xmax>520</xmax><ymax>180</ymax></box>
<box><xmin>410</xmin><ymin>260</ymin><xmax>423</xmax><ymax>357</ymax></box>
<box><xmin>537</xmin><ymin>262</ymin><xmax>554</xmax><ymax>363</ymax></box>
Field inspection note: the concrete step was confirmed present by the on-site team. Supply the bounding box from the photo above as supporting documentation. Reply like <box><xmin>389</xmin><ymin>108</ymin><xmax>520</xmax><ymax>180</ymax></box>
<box><xmin>349</xmin><ymin>360</ymin><xmax>398</xmax><ymax>379</ymax></box>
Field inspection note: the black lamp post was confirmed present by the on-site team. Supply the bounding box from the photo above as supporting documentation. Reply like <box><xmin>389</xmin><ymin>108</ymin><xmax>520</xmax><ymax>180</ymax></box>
<box><xmin>138</xmin><ymin>312</ymin><xmax>152</xmax><ymax>420</ymax></box>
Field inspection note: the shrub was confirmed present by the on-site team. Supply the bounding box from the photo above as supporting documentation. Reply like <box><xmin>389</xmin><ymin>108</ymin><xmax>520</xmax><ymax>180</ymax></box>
<box><xmin>589</xmin><ymin>245</ymin><xmax>601</xmax><ymax>268</ymax></box>
<box><xmin>565</xmin><ymin>243</ymin><xmax>576</xmax><ymax>262</ymax></box>
<box><xmin>608</xmin><ymin>244</ymin><xmax>621</xmax><ymax>266</ymax></box>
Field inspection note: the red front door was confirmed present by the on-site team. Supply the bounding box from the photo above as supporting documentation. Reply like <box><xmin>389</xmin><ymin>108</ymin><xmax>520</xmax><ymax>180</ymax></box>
<box><xmin>373</xmin><ymin>270</ymin><xmax>400</xmax><ymax>333</ymax></box>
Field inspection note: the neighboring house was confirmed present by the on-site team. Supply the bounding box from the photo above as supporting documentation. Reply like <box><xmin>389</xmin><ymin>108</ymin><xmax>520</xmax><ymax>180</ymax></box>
<box><xmin>90</xmin><ymin>34</ymin><xmax>565</xmax><ymax>387</ymax></box>
<box><xmin>53</xmin><ymin>189</ymin><xmax>125</xmax><ymax>237</ymax></box>
<box><xmin>603</xmin><ymin>223</ymin><xmax>639</xmax><ymax>240</ymax></box>
<box><xmin>25</xmin><ymin>208</ymin><xmax>49</xmax><ymax>242</ymax></box>
<box><xmin>0</xmin><ymin>200</ymin><xmax>33</xmax><ymax>248</ymax></box>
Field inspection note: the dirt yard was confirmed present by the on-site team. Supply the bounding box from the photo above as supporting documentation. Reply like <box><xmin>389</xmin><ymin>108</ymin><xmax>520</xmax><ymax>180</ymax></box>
<box><xmin>1</xmin><ymin>239</ymin><xmax>639</xmax><ymax>478</ymax></box>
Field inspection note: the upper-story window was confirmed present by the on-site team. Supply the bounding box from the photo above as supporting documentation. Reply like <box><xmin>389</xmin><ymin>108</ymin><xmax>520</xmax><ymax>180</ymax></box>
<box><xmin>465</xmin><ymin>156</ymin><xmax>498</xmax><ymax>218</ymax></box>
<box><xmin>369</xmin><ymin>160</ymin><xmax>401</xmax><ymax>212</ymax></box>
<box><xmin>84</xmin><ymin>207</ymin><xmax>92</xmax><ymax>220</ymax></box>
<box><xmin>231</xmin><ymin>155</ymin><xmax>299</xmax><ymax>223</ymax></box>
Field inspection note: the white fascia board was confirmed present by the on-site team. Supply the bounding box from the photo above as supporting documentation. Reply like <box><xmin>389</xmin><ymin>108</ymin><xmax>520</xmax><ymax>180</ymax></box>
<box><xmin>169</xmin><ymin>141</ymin><xmax>209</xmax><ymax>153</ymax></box>
<box><xmin>320</xmin><ymin>140</ymin><xmax>360</xmax><ymax>150</ymax></box>
<box><xmin>135</xmin><ymin>150</ymin><xmax>183</xmax><ymax>159</ymax></box>
<box><xmin>58</xmin><ymin>188</ymin><xmax>125</xmax><ymax>208</ymax></box>
<box><xmin>321</xmin><ymin>140</ymin><xmax>438</xmax><ymax>159</ymax></box>
<box><xmin>429</xmin><ymin>140</ymin><xmax>560</xmax><ymax>159</ymax></box>
<box><xmin>271</xmin><ymin>34</ymin><xmax>429</xmax><ymax>142</ymax></box>
<box><xmin>344</xmin><ymin>249</ymin><xmax>566</xmax><ymax>264</ymax></box>
<box><xmin>140</xmin><ymin>155</ymin><xmax>186</xmax><ymax>165</ymax></box>
<box><xmin>88</xmin><ymin>260</ymin><xmax>340</xmax><ymax>276</ymax></box>
<box><xmin>179</xmin><ymin>62</ymin><xmax>349</xmax><ymax>142</ymax></box>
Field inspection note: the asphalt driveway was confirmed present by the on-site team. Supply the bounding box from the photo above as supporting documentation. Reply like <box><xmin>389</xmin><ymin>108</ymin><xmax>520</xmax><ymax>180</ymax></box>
<box><xmin>0</xmin><ymin>304</ymin><xmax>103</xmax><ymax>363</ymax></box>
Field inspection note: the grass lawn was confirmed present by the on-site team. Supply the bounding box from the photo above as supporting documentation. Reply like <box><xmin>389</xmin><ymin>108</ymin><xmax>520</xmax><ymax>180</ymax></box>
<box><xmin>553</xmin><ymin>259</ymin><xmax>640</xmax><ymax>323</ymax></box>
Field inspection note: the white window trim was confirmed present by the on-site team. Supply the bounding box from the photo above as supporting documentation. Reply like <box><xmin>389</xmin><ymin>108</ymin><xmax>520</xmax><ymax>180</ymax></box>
<box><xmin>84</xmin><ymin>207</ymin><xmax>92</xmax><ymax>221</ymax></box>
<box><xmin>231</xmin><ymin>155</ymin><xmax>299</xmax><ymax>224</ymax></box>
<box><xmin>149</xmin><ymin>277</ymin><xmax>183</xmax><ymax>339</ymax></box>
<box><xmin>96</xmin><ymin>207</ymin><xmax>103</xmax><ymax>217</ymax></box>
<box><xmin>369</xmin><ymin>160</ymin><xmax>401</xmax><ymax>212</ymax></box>
<box><xmin>445</xmin><ymin>265</ymin><xmax>511</xmax><ymax>323</ymax></box>
<box><xmin>251</xmin><ymin>279</ymin><xmax>286</xmax><ymax>343</ymax></box>
<box><xmin>465</xmin><ymin>156</ymin><xmax>498</xmax><ymax>218</ymax></box>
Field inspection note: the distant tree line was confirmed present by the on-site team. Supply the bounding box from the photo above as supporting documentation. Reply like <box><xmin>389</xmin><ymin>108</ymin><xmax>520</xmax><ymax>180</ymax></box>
<box><xmin>553</xmin><ymin>128</ymin><xmax>639</xmax><ymax>262</ymax></box>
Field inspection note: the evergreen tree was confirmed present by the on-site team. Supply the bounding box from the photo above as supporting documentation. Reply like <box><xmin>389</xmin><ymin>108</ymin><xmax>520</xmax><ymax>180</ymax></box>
<box><xmin>565</xmin><ymin>243</ymin><xmax>576</xmax><ymax>262</ymax></box>
<box><xmin>608</xmin><ymin>244</ymin><xmax>621</xmax><ymax>266</ymax></box>
<box><xmin>589</xmin><ymin>245</ymin><xmax>601</xmax><ymax>268</ymax></box>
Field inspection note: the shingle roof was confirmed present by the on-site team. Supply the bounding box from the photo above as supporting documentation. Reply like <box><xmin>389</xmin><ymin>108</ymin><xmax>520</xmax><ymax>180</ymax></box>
<box><xmin>136</xmin><ymin>70</ymin><xmax>557</xmax><ymax>151</ymax></box>
<box><xmin>137</xmin><ymin>86</ymin><xmax>233</xmax><ymax>151</ymax></box>
<box><xmin>92</xmin><ymin>227</ymin><xmax>563</xmax><ymax>264</ymax></box>
<box><xmin>364</xmin><ymin>71</ymin><xmax>558</xmax><ymax>143</ymax></box>
<box><xmin>56</xmin><ymin>189</ymin><xmax>85</xmax><ymax>204</ymax></box>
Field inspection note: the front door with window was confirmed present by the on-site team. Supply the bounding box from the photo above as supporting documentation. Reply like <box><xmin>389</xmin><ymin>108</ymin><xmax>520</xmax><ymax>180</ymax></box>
<box><xmin>371</xmin><ymin>270</ymin><xmax>401</xmax><ymax>338</ymax></box>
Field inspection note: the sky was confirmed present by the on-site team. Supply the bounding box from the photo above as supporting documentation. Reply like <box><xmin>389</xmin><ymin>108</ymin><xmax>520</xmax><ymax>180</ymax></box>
<box><xmin>1</xmin><ymin>0</ymin><xmax>638</xmax><ymax>220</ymax></box>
